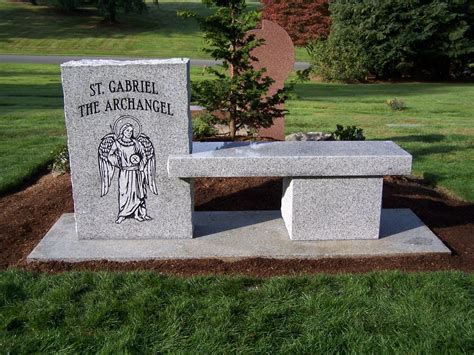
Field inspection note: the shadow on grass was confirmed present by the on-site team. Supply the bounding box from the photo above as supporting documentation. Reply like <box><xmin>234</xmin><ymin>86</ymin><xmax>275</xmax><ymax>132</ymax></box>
<box><xmin>376</xmin><ymin>135</ymin><xmax>471</xmax><ymax>160</ymax></box>
<box><xmin>0</xmin><ymin>2</ymin><xmax>212</xmax><ymax>42</ymax></box>
<box><xmin>0</xmin><ymin>82</ymin><xmax>62</xmax><ymax>95</ymax></box>
<box><xmin>294</xmin><ymin>82</ymin><xmax>471</xmax><ymax>99</ymax></box>
<box><xmin>384</xmin><ymin>134</ymin><xmax>446</xmax><ymax>143</ymax></box>
<box><xmin>405</xmin><ymin>144</ymin><xmax>469</xmax><ymax>158</ymax></box>
<box><xmin>422</xmin><ymin>172</ymin><xmax>446</xmax><ymax>188</ymax></box>
<box><xmin>0</xmin><ymin>83</ymin><xmax>63</xmax><ymax>115</ymax></box>
<box><xmin>0</xmin><ymin>69</ymin><xmax>61</xmax><ymax>78</ymax></box>
<box><xmin>0</xmin><ymin>160</ymin><xmax>53</xmax><ymax>197</ymax></box>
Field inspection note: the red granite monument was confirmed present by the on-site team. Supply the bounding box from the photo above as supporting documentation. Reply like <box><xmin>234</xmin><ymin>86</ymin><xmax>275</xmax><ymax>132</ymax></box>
<box><xmin>248</xmin><ymin>20</ymin><xmax>295</xmax><ymax>141</ymax></box>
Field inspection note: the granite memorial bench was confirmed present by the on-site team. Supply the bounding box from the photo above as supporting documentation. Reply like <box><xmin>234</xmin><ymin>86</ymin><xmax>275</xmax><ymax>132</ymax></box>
<box><xmin>169</xmin><ymin>140</ymin><xmax>412</xmax><ymax>240</ymax></box>
<box><xmin>27</xmin><ymin>58</ymin><xmax>450</xmax><ymax>261</ymax></box>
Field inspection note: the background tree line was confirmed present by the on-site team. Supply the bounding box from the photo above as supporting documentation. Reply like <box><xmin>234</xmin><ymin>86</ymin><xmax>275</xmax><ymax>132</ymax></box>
<box><xmin>263</xmin><ymin>0</ymin><xmax>473</xmax><ymax>81</ymax></box>
<box><xmin>28</xmin><ymin>0</ymin><xmax>473</xmax><ymax>80</ymax></box>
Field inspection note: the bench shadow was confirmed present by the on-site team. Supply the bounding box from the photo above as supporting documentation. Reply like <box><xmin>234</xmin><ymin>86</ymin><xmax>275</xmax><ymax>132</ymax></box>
<box><xmin>195</xmin><ymin>178</ymin><xmax>282</xmax><ymax>211</ymax></box>
<box><xmin>193</xmin><ymin>211</ymin><xmax>281</xmax><ymax>238</ymax></box>
<box><xmin>194</xmin><ymin>177</ymin><xmax>283</xmax><ymax>237</ymax></box>
<box><xmin>378</xmin><ymin>210</ymin><xmax>423</xmax><ymax>239</ymax></box>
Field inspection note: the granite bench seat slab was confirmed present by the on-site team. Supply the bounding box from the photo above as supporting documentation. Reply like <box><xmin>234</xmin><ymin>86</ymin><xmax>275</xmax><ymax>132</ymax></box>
<box><xmin>169</xmin><ymin>141</ymin><xmax>412</xmax><ymax>178</ymax></box>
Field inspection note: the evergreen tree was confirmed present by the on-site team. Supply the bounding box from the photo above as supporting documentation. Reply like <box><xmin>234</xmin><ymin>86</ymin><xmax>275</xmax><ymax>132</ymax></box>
<box><xmin>309</xmin><ymin>0</ymin><xmax>474</xmax><ymax>81</ymax></box>
<box><xmin>181</xmin><ymin>0</ymin><xmax>291</xmax><ymax>140</ymax></box>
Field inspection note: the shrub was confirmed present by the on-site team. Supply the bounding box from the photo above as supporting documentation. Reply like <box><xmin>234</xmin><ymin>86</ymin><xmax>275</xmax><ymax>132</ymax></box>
<box><xmin>386</xmin><ymin>98</ymin><xmax>406</xmax><ymax>111</ymax></box>
<box><xmin>332</xmin><ymin>124</ymin><xmax>365</xmax><ymax>141</ymax></box>
<box><xmin>192</xmin><ymin>114</ymin><xmax>218</xmax><ymax>140</ymax></box>
<box><xmin>261</xmin><ymin>0</ymin><xmax>330</xmax><ymax>46</ymax></box>
<box><xmin>307</xmin><ymin>37</ymin><xmax>368</xmax><ymax>82</ymax></box>
<box><xmin>308</xmin><ymin>0</ymin><xmax>474</xmax><ymax>81</ymax></box>
<box><xmin>50</xmin><ymin>144</ymin><xmax>70</xmax><ymax>175</ymax></box>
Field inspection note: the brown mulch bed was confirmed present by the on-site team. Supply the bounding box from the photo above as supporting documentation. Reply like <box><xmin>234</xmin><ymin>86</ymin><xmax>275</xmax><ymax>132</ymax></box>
<box><xmin>0</xmin><ymin>174</ymin><xmax>472</xmax><ymax>276</ymax></box>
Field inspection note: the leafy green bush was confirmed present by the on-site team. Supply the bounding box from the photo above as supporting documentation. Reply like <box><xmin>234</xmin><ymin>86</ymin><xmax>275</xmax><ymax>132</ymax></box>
<box><xmin>306</xmin><ymin>38</ymin><xmax>368</xmax><ymax>82</ymax></box>
<box><xmin>192</xmin><ymin>114</ymin><xmax>218</xmax><ymax>140</ymax></box>
<box><xmin>386</xmin><ymin>98</ymin><xmax>407</xmax><ymax>111</ymax></box>
<box><xmin>308</xmin><ymin>0</ymin><xmax>474</xmax><ymax>81</ymax></box>
<box><xmin>332</xmin><ymin>124</ymin><xmax>365</xmax><ymax>141</ymax></box>
<box><xmin>50</xmin><ymin>144</ymin><xmax>70</xmax><ymax>175</ymax></box>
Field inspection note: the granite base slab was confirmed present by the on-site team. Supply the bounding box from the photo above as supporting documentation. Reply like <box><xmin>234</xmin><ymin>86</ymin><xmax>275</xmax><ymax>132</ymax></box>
<box><xmin>27</xmin><ymin>209</ymin><xmax>450</xmax><ymax>262</ymax></box>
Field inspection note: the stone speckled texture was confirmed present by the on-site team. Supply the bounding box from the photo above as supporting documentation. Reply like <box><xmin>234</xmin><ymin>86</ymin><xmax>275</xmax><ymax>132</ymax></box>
<box><xmin>168</xmin><ymin>141</ymin><xmax>412</xmax><ymax>177</ymax></box>
<box><xmin>282</xmin><ymin>177</ymin><xmax>383</xmax><ymax>240</ymax></box>
<box><xmin>27</xmin><ymin>210</ymin><xmax>450</xmax><ymax>261</ymax></box>
<box><xmin>281</xmin><ymin>178</ymin><xmax>293</xmax><ymax>236</ymax></box>
<box><xmin>61</xmin><ymin>59</ymin><xmax>193</xmax><ymax>239</ymax></box>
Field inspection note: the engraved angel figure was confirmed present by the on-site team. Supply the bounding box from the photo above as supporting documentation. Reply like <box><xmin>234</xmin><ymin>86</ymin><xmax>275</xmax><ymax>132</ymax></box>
<box><xmin>98</xmin><ymin>115</ymin><xmax>158</xmax><ymax>224</ymax></box>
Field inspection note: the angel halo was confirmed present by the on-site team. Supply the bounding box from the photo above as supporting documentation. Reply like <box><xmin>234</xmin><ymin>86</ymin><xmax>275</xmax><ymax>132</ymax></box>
<box><xmin>98</xmin><ymin>115</ymin><xmax>158</xmax><ymax>224</ymax></box>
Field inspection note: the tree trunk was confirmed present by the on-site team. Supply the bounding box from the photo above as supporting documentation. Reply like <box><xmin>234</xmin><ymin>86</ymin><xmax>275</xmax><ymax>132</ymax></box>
<box><xmin>229</xmin><ymin>117</ymin><xmax>236</xmax><ymax>140</ymax></box>
<box><xmin>229</xmin><ymin>61</ymin><xmax>237</xmax><ymax>140</ymax></box>
<box><xmin>108</xmin><ymin>0</ymin><xmax>117</xmax><ymax>23</ymax></box>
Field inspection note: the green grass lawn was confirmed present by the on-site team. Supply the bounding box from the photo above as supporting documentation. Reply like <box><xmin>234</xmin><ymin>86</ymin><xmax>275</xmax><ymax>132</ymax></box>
<box><xmin>0</xmin><ymin>0</ymin><xmax>311</xmax><ymax>61</ymax></box>
<box><xmin>1</xmin><ymin>270</ymin><xmax>472</xmax><ymax>353</ymax></box>
<box><xmin>0</xmin><ymin>64</ymin><xmax>65</xmax><ymax>194</ymax></box>
<box><xmin>1</xmin><ymin>63</ymin><xmax>473</xmax><ymax>200</ymax></box>
<box><xmin>0</xmin><ymin>0</ymin><xmax>210</xmax><ymax>59</ymax></box>
<box><xmin>286</xmin><ymin>81</ymin><xmax>474</xmax><ymax>201</ymax></box>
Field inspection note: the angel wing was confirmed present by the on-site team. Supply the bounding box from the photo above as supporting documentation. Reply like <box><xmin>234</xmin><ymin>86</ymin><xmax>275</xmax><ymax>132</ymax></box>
<box><xmin>137</xmin><ymin>133</ymin><xmax>158</xmax><ymax>195</ymax></box>
<box><xmin>98</xmin><ymin>133</ymin><xmax>116</xmax><ymax>197</ymax></box>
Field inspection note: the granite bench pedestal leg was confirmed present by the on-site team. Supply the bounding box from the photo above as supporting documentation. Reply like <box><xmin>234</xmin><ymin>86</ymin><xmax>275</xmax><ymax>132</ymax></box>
<box><xmin>281</xmin><ymin>177</ymin><xmax>383</xmax><ymax>240</ymax></box>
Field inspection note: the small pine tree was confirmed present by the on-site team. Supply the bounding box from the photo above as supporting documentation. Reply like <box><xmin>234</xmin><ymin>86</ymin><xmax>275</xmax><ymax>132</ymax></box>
<box><xmin>180</xmin><ymin>0</ymin><xmax>292</xmax><ymax>140</ymax></box>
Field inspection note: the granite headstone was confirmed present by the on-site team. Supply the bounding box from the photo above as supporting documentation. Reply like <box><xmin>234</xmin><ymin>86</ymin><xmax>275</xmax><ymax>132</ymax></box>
<box><xmin>247</xmin><ymin>20</ymin><xmax>295</xmax><ymax>140</ymax></box>
<box><xmin>61</xmin><ymin>59</ymin><xmax>193</xmax><ymax>239</ymax></box>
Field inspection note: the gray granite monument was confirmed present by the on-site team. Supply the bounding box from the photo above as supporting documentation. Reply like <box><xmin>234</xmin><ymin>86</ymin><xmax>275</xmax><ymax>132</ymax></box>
<box><xmin>61</xmin><ymin>59</ymin><xmax>193</xmax><ymax>239</ymax></box>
